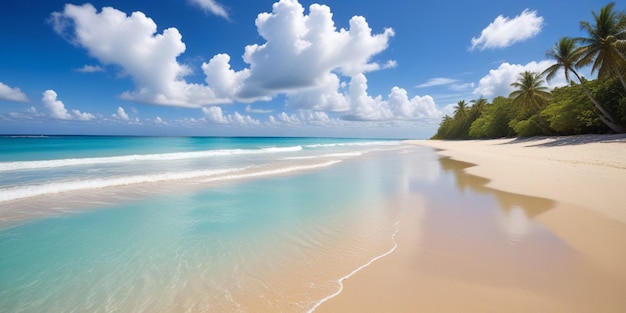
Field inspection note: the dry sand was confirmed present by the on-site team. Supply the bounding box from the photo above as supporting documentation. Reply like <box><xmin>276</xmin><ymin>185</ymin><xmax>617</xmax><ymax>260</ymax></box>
<box><xmin>315</xmin><ymin>134</ymin><xmax>626</xmax><ymax>312</ymax></box>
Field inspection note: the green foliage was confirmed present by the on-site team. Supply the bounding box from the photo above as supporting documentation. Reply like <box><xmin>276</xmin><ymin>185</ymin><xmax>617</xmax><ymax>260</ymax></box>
<box><xmin>431</xmin><ymin>100</ymin><xmax>481</xmax><ymax>139</ymax></box>
<box><xmin>541</xmin><ymin>83</ymin><xmax>604</xmax><ymax>134</ymax></box>
<box><xmin>432</xmin><ymin>77</ymin><xmax>625</xmax><ymax>139</ymax></box>
<box><xmin>509</xmin><ymin>115</ymin><xmax>549</xmax><ymax>137</ymax></box>
<box><xmin>430</xmin><ymin>2</ymin><xmax>626</xmax><ymax>139</ymax></box>
<box><xmin>509</xmin><ymin>71</ymin><xmax>552</xmax><ymax>118</ymax></box>
<box><xmin>468</xmin><ymin>97</ymin><xmax>515</xmax><ymax>138</ymax></box>
<box><xmin>594</xmin><ymin>77</ymin><xmax>626</xmax><ymax>125</ymax></box>
<box><xmin>577</xmin><ymin>2</ymin><xmax>626</xmax><ymax>84</ymax></box>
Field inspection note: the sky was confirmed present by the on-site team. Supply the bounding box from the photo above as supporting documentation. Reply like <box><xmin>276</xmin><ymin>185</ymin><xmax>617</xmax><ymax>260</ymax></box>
<box><xmin>0</xmin><ymin>0</ymin><xmax>610</xmax><ymax>138</ymax></box>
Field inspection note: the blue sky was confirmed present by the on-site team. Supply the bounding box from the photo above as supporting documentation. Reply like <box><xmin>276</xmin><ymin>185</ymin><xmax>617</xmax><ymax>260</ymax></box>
<box><xmin>0</xmin><ymin>0</ymin><xmax>609</xmax><ymax>138</ymax></box>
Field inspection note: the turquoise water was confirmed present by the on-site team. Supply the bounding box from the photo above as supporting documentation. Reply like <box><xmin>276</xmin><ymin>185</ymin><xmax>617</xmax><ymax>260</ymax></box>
<box><xmin>0</xmin><ymin>136</ymin><xmax>571</xmax><ymax>312</ymax></box>
<box><xmin>0</xmin><ymin>136</ymin><xmax>407</xmax><ymax>312</ymax></box>
<box><xmin>0</xmin><ymin>136</ymin><xmax>399</xmax><ymax>203</ymax></box>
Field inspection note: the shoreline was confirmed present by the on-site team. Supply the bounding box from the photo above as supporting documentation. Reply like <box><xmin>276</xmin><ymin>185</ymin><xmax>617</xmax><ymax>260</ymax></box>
<box><xmin>414</xmin><ymin>134</ymin><xmax>626</xmax><ymax>223</ymax></box>
<box><xmin>307</xmin><ymin>220</ymin><xmax>400</xmax><ymax>313</ymax></box>
<box><xmin>316</xmin><ymin>134</ymin><xmax>626</xmax><ymax>312</ymax></box>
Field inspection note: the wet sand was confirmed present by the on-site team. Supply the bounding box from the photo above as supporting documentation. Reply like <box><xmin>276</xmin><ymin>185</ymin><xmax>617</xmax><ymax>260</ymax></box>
<box><xmin>316</xmin><ymin>135</ymin><xmax>626</xmax><ymax>312</ymax></box>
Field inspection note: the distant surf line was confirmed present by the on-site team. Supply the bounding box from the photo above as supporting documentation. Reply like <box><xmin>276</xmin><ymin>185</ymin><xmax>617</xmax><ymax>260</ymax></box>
<box><xmin>0</xmin><ymin>146</ymin><xmax>304</xmax><ymax>172</ymax></box>
<box><xmin>0</xmin><ymin>140</ymin><xmax>398</xmax><ymax>172</ymax></box>
<box><xmin>0</xmin><ymin>160</ymin><xmax>342</xmax><ymax>203</ymax></box>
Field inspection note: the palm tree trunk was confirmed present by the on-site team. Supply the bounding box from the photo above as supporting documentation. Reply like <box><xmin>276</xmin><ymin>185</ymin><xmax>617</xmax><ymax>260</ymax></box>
<box><xmin>575</xmin><ymin>72</ymin><xmax>625</xmax><ymax>133</ymax></box>
<box><xmin>613</xmin><ymin>63</ymin><xmax>626</xmax><ymax>92</ymax></box>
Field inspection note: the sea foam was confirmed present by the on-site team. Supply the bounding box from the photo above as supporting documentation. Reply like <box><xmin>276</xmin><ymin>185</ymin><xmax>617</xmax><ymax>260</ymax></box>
<box><xmin>0</xmin><ymin>168</ymin><xmax>242</xmax><ymax>202</ymax></box>
<box><xmin>0</xmin><ymin>160</ymin><xmax>342</xmax><ymax>203</ymax></box>
<box><xmin>0</xmin><ymin>145</ymin><xmax>303</xmax><ymax>172</ymax></box>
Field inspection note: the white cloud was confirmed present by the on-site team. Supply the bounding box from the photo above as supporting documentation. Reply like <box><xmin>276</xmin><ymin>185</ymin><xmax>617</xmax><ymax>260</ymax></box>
<box><xmin>202</xmin><ymin>106</ymin><xmax>229</xmax><ymax>124</ymax></box>
<box><xmin>382</xmin><ymin>60</ymin><xmax>397</xmax><ymax>69</ymax></box>
<box><xmin>50</xmin><ymin>4</ymin><xmax>223</xmax><ymax>107</ymax></box>
<box><xmin>269</xmin><ymin>112</ymin><xmax>303</xmax><ymax>125</ymax></box>
<box><xmin>51</xmin><ymin>2</ymin><xmax>394</xmax><ymax>109</ymax></box>
<box><xmin>201</xmin><ymin>53</ymin><xmax>251</xmax><ymax>102</ymax></box>
<box><xmin>473</xmin><ymin>60</ymin><xmax>567</xmax><ymax>98</ymax></box>
<box><xmin>75</xmin><ymin>65</ymin><xmax>105</xmax><ymax>73</ymax></box>
<box><xmin>42</xmin><ymin>89</ymin><xmax>94</xmax><ymax>120</ymax></box>
<box><xmin>449</xmin><ymin>82</ymin><xmax>475</xmax><ymax>91</ymax></box>
<box><xmin>285</xmin><ymin>73</ymin><xmax>350</xmax><ymax>112</ymax></box>
<box><xmin>344</xmin><ymin>74</ymin><xmax>391</xmax><ymax>121</ymax></box>
<box><xmin>245</xmin><ymin>105</ymin><xmax>273</xmax><ymax>114</ymax></box>
<box><xmin>343</xmin><ymin>74</ymin><xmax>442</xmax><ymax>121</ymax></box>
<box><xmin>42</xmin><ymin>90</ymin><xmax>72</xmax><ymax>120</ymax></box>
<box><xmin>189</xmin><ymin>0</ymin><xmax>229</xmax><ymax>20</ymax></box>
<box><xmin>203</xmin><ymin>0</ymin><xmax>395</xmax><ymax>100</ymax></box>
<box><xmin>113</xmin><ymin>106</ymin><xmax>130</xmax><ymax>120</ymax></box>
<box><xmin>0</xmin><ymin>82</ymin><xmax>29</xmax><ymax>102</ymax></box>
<box><xmin>387</xmin><ymin>87</ymin><xmax>441</xmax><ymax>120</ymax></box>
<box><xmin>416</xmin><ymin>78</ymin><xmax>458</xmax><ymax>88</ymax></box>
<box><xmin>267</xmin><ymin>110</ymin><xmax>335</xmax><ymax>126</ymax></box>
<box><xmin>202</xmin><ymin>106</ymin><xmax>260</xmax><ymax>125</ymax></box>
<box><xmin>50</xmin><ymin>1</ymin><xmax>443</xmax><ymax>124</ymax></box>
<box><xmin>470</xmin><ymin>9</ymin><xmax>543</xmax><ymax>51</ymax></box>
<box><xmin>7</xmin><ymin>106</ymin><xmax>43</xmax><ymax>120</ymax></box>
<box><xmin>71</xmin><ymin>109</ymin><xmax>95</xmax><ymax>121</ymax></box>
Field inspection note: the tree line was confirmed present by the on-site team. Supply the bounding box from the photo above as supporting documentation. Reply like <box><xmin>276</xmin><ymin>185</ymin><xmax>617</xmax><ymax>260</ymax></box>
<box><xmin>432</xmin><ymin>2</ymin><xmax>626</xmax><ymax>139</ymax></box>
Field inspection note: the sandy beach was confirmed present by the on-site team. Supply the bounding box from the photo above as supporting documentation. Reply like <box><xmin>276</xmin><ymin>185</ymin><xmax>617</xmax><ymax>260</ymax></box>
<box><xmin>316</xmin><ymin>134</ymin><xmax>626</xmax><ymax>312</ymax></box>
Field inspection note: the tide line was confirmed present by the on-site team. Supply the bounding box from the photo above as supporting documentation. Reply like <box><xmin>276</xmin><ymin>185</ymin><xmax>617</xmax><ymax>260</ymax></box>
<box><xmin>307</xmin><ymin>219</ymin><xmax>401</xmax><ymax>313</ymax></box>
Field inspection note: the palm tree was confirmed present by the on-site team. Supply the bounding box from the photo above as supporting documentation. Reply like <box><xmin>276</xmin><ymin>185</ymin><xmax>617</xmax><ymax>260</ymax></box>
<box><xmin>509</xmin><ymin>71</ymin><xmax>552</xmax><ymax>116</ymax></box>
<box><xmin>544</xmin><ymin>37</ymin><xmax>624</xmax><ymax>132</ymax></box>
<box><xmin>453</xmin><ymin>100</ymin><xmax>469</xmax><ymax>121</ymax></box>
<box><xmin>577</xmin><ymin>2</ymin><xmax>626</xmax><ymax>90</ymax></box>
<box><xmin>469</xmin><ymin>98</ymin><xmax>488</xmax><ymax>118</ymax></box>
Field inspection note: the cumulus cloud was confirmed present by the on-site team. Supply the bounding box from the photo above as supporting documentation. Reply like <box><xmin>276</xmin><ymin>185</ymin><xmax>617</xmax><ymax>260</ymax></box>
<box><xmin>113</xmin><ymin>106</ymin><xmax>129</xmax><ymax>120</ymax></box>
<box><xmin>268</xmin><ymin>112</ymin><xmax>304</xmax><ymax>125</ymax></box>
<box><xmin>0</xmin><ymin>82</ymin><xmax>29</xmax><ymax>102</ymax></box>
<box><xmin>203</xmin><ymin>0</ymin><xmax>395</xmax><ymax>100</ymax></box>
<box><xmin>267</xmin><ymin>110</ymin><xmax>335</xmax><ymax>126</ymax></box>
<box><xmin>75</xmin><ymin>65</ymin><xmax>105</xmax><ymax>73</ymax></box>
<box><xmin>470</xmin><ymin>9</ymin><xmax>543</xmax><ymax>51</ymax></box>
<box><xmin>473</xmin><ymin>60</ymin><xmax>567</xmax><ymax>98</ymax></box>
<box><xmin>189</xmin><ymin>0</ymin><xmax>229</xmax><ymax>19</ymax></box>
<box><xmin>50</xmin><ymin>1</ymin><xmax>441</xmax><ymax>123</ymax></box>
<box><xmin>50</xmin><ymin>4</ymin><xmax>224</xmax><ymax>107</ymax></box>
<box><xmin>342</xmin><ymin>74</ymin><xmax>441</xmax><ymax>121</ymax></box>
<box><xmin>42</xmin><ymin>89</ymin><xmax>94</xmax><ymax>120</ymax></box>
<box><xmin>202</xmin><ymin>106</ymin><xmax>260</xmax><ymax>125</ymax></box>
<box><xmin>265</xmin><ymin>110</ymin><xmax>351</xmax><ymax>127</ymax></box>
<box><xmin>285</xmin><ymin>73</ymin><xmax>350</xmax><ymax>112</ymax></box>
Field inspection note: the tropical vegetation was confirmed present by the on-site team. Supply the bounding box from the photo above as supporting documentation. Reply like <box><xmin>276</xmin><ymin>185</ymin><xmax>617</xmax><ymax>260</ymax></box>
<box><xmin>432</xmin><ymin>2</ymin><xmax>626</xmax><ymax>139</ymax></box>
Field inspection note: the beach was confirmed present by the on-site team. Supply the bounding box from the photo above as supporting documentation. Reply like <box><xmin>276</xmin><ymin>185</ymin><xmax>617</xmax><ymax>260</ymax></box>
<box><xmin>316</xmin><ymin>134</ymin><xmax>626</xmax><ymax>312</ymax></box>
<box><xmin>2</xmin><ymin>135</ymin><xmax>626</xmax><ymax>312</ymax></box>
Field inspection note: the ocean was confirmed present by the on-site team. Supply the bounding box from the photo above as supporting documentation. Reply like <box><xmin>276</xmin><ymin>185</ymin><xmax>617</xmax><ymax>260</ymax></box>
<box><xmin>0</xmin><ymin>136</ymin><xmax>568</xmax><ymax>312</ymax></box>
<box><xmin>0</xmin><ymin>136</ymin><xmax>412</xmax><ymax>312</ymax></box>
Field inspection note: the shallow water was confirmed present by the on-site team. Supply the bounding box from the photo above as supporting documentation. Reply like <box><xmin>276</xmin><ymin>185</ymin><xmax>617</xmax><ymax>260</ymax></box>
<box><xmin>0</xmin><ymin>138</ymin><xmax>406</xmax><ymax>312</ymax></box>
<box><xmin>0</xmin><ymin>137</ymin><xmax>580</xmax><ymax>312</ymax></box>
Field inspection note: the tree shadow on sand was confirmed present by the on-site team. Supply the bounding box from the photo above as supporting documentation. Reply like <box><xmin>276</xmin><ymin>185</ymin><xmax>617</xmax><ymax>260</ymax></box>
<box><xmin>500</xmin><ymin>133</ymin><xmax>626</xmax><ymax>147</ymax></box>
<box><xmin>438</xmin><ymin>156</ymin><xmax>554</xmax><ymax>218</ymax></box>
